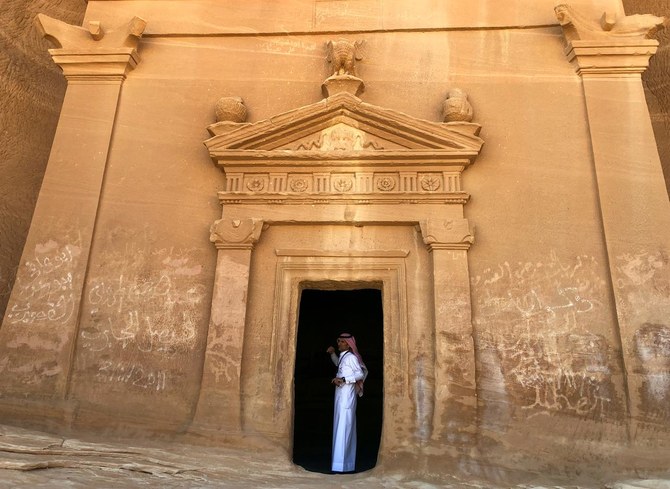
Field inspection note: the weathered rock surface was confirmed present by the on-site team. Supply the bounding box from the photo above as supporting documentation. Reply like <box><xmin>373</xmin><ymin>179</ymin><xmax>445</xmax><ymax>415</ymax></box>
<box><xmin>0</xmin><ymin>424</ymin><xmax>669</xmax><ymax>489</ymax></box>
<box><xmin>0</xmin><ymin>0</ymin><xmax>86</xmax><ymax>319</ymax></box>
<box><xmin>1</xmin><ymin>0</ymin><xmax>670</xmax><ymax>486</ymax></box>
<box><xmin>623</xmin><ymin>0</ymin><xmax>670</xmax><ymax>193</ymax></box>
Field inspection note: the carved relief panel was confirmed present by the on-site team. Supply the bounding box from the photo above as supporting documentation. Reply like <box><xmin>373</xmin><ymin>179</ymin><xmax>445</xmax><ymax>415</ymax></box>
<box><xmin>205</xmin><ymin>85</ymin><xmax>483</xmax><ymax>207</ymax></box>
<box><xmin>196</xmin><ymin>39</ymin><xmax>485</xmax><ymax>447</ymax></box>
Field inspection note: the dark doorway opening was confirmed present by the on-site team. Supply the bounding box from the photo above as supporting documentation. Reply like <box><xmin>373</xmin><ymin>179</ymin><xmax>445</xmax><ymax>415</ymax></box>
<box><xmin>292</xmin><ymin>288</ymin><xmax>383</xmax><ymax>474</ymax></box>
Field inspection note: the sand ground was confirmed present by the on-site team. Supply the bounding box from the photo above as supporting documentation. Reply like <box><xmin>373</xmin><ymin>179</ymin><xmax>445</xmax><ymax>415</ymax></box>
<box><xmin>1</xmin><ymin>424</ymin><xmax>669</xmax><ymax>489</ymax></box>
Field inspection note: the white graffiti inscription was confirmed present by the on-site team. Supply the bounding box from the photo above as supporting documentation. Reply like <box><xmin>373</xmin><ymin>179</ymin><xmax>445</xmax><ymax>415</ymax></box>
<box><xmin>6</xmin><ymin>241</ymin><xmax>80</xmax><ymax>325</ymax></box>
<box><xmin>473</xmin><ymin>251</ymin><xmax>615</xmax><ymax>418</ymax></box>
<box><xmin>97</xmin><ymin>360</ymin><xmax>168</xmax><ymax>391</ymax></box>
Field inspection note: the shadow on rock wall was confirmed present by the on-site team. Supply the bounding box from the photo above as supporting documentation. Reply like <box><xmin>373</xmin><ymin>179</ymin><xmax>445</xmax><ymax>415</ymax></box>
<box><xmin>0</xmin><ymin>0</ymin><xmax>86</xmax><ymax>319</ymax></box>
<box><xmin>623</xmin><ymin>0</ymin><xmax>670</xmax><ymax>195</ymax></box>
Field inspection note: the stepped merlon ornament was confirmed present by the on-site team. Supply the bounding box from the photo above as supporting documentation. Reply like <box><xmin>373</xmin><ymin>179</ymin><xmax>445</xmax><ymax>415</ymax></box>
<box><xmin>442</xmin><ymin>89</ymin><xmax>474</xmax><ymax>123</ymax></box>
<box><xmin>36</xmin><ymin>14</ymin><xmax>146</xmax><ymax>50</ymax></box>
<box><xmin>554</xmin><ymin>4</ymin><xmax>666</xmax><ymax>75</ymax></box>
<box><xmin>554</xmin><ymin>4</ymin><xmax>666</xmax><ymax>41</ymax></box>
<box><xmin>35</xmin><ymin>14</ymin><xmax>147</xmax><ymax>79</ymax></box>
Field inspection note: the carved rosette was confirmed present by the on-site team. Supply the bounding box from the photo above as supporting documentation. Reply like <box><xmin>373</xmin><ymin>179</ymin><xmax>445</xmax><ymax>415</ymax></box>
<box><xmin>289</xmin><ymin>178</ymin><xmax>309</xmax><ymax>193</ymax></box>
<box><xmin>246</xmin><ymin>178</ymin><xmax>265</xmax><ymax>192</ymax></box>
<box><xmin>210</xmin><ymin>219</ymin><xmax>263</xmax><ymax>250</ymax></box>
<box><xmin>420</xmin><ymin>175</ymin><xmax>441</xmax><ymax>192</ymax></box>
<box><xmin>376</xmin><ymin>176</ymin><xmax>396</xmax><ymax>192</ymax></box>
<box><xmin>419</xmin><ymin>219</ymin><xmax>474</xmax><ymax>251</ymax></box>
<box><xmin>333</xmin><ymin>177</ymin><xmax>354</xmax><ymax>192</ymax></box>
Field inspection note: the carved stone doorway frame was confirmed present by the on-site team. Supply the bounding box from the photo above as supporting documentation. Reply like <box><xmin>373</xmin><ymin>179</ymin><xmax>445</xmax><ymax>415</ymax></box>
<box><xmin>271</xmin><ymin>250</ymin><xmax>408</xmax><ymax>452</ymax></box>
<box><xmin>191</xmin><ymin>80</ymin><xmax>484</xmax><ymax>459</ymax></box>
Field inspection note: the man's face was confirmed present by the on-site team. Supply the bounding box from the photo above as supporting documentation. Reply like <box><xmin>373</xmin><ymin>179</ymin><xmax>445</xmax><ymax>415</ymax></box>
<box><xmin>337</xmin><ymin>338</ymin><xmax>349</xmax><ymax>352</ymax></box>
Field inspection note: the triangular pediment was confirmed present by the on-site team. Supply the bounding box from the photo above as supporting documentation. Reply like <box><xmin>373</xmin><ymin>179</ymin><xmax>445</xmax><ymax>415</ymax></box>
<box><xmin>205</xmin><ymin>91</ymin><xmax>483</xmax><ymax>156</ymax></box>
<box><xmin>204</xmin><ymin>88</ymin><xmax>485</xmax><ymax>207</ymax></box>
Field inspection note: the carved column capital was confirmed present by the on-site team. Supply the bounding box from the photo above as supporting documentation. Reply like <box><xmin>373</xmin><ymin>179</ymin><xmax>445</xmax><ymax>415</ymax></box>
<box><xmin>420</xmin><ymin>219</ymin><xmax>474</xmax><ymax>251</ymax></box>
<box><xmin>35</xmin><ymin>14</ymin><xmax>147</xmax><ymax>82</ymax></box>
<box><xmin>554</xmin><ymin>4</ymin><xmax>666</xmax><ymax>76</ymax></box>
<box><xmin>210</xmin><ymin>219</ymin><xmax>264</xmax><ymax>250</ymax></box>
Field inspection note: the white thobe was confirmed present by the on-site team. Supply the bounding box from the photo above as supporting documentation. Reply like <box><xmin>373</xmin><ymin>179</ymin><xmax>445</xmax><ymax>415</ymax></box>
<box><xmin>331</xmin><ymin>350</ymin><xmax>365</xmax><ymax>472</ymax></box>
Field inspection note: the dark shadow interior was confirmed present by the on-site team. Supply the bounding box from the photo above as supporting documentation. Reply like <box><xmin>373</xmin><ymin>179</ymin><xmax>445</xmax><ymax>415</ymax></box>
<box><xmin>292</xmin><ymin>288</ymin><xmax>383</xmax><ymax>474</ymax></box>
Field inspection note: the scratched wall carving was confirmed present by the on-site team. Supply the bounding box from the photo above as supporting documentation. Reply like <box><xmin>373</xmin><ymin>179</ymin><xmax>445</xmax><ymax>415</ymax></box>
<box><xmin>4</xmin><ymin>239</ymin><xmax>81</xmax><ymax>327</ymax></box>
<box><xmin>0</xmin><ymin>233</ymin><xmax>83</xmax><ymax>391</ymax></box>
<box><xmin>616</xmin><ymin>250</ymin><xmax>670</xmax><ymax>421</ymax></box>
<box><xmin>472</xmin><ymin>251</ymin><xmax>623</xmax><ymax>422</ymax></box>
<box><xmin>74</xmin><ymin>242</ymin><xmax>208</xmax><ymax>399</ymax></box>
<box><xmin>0</xmin><ymin>0</ymin><xmax>86</xmax><ymax>321</ymax></box>
<box><xmin>635</xmin><ymin>323</ymin><xmax>670</xmax><ymax>417</ymax></box>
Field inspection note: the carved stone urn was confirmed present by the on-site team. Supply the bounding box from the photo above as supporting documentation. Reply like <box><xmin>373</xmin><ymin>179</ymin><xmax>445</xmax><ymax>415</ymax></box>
<box><xmin>215</xmin><ymin>96</ymin><xmax>247</xmax><ymax>123</ymax></box>
<box><xmin>442</xmin><ymin>88</ymin><xmax>474</xmax><ymax>123</ymax></box>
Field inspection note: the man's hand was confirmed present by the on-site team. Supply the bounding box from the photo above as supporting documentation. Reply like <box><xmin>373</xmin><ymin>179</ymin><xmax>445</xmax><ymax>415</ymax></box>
<box><xmin>326</xmin><ymin>346</ymin><xmax>335</xmax><ymax>354</ymax></box>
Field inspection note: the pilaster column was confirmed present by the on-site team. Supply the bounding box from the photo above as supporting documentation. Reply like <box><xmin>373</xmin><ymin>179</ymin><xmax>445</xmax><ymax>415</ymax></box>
<box><xmin>193</xmin><ymin>219</ymin><xmax>263</xmax><ymax>433</ymax></box>
<box><xmin>420</xmin><ymin>219</ymin><xmax>477</xmax><ymax>453</ymax></box>
<box><xmin>556</xmin><ymin>5</ymin><xmax>670</xmax><ymax>429</ymax></box>
<box><xmin>0</xmin><ymin>15</ymin><xmax>146</xmax><ymax>400</ymax></box>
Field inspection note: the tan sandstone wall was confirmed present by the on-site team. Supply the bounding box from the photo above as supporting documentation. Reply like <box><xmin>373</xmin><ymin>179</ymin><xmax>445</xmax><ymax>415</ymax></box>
<box><xmin>65</xmin><ymin>0</ymin><xmax>612</xmax><ymax>431</ymax></box>
<box><xmin>1</xmin><ymin>0</ymin><xmax>669</xmax><ymax>482</ymax></box>
<box><xmin>0</xmin><ymin>0</ymin><xmax>86</xmax><ymax>319</ymax></box>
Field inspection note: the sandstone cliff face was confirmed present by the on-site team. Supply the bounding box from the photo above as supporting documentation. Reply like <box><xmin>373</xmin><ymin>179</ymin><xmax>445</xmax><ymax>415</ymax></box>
<box><xmin>2</xmin><ymin>6</ymin><xmax>668</xmax><ymax>332</ymax></box>
<box><xmin>0</xmin><ymin>0</ymin><xmax>86</xmax><ymax>318</ymax></box>
<box><xmin>2</xmin><ymin>5</ymin><xmax>668</xmax><ymax>341</ymax></box>
<box><xmin>623</xmin><ymin>0</ymin><xmax>670</xmax><ymax>193</ymax></box>
<box><xmin>1</xmin><ymin>1</ymin><xmax>670</xmax><ymax>483</ymax></box>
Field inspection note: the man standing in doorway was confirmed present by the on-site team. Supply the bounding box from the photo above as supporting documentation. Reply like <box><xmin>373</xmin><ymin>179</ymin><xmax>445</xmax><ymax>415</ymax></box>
<box><xmin>327</xmin><ymin>333</ymin><xmax>367</xmax><ymax>473</ymax></box>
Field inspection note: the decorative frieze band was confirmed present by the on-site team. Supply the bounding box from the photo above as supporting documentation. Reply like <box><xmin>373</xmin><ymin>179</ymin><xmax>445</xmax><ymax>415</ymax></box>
<box><xmin>210</xmin><ymin>219</ymin><xmax>264</xmax><ymax>250</ymax></box>
<box><xmin>224</xmin><ymin>171</ymin><xmax>463</xmax><ymax>195</ymax></box>
<box><xmin>205</xmin><ymin>39</ymin><xmax>484</xmax><ymax>211</ymax></box>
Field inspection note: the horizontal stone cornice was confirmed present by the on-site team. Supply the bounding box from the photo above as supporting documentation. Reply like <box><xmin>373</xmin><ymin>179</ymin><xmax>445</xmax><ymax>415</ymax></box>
<box><xmin>218</xmin><ymin>192</ymin><xmax>470</xmax><ymax>206</ymax></box>
<box><xmin>211</xmin><ymin>150</ymin><xmax>477</xmax><ymax>167</ymax></box>
<box><xmin>49</xmin><ymin>48</ymin><xmax>141</xmax><ymax>81</ymax></box>
<box><xmin>564</xmin><ymin>39</ymin><xmax>659</xmax><ymax>76</ymax></box>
